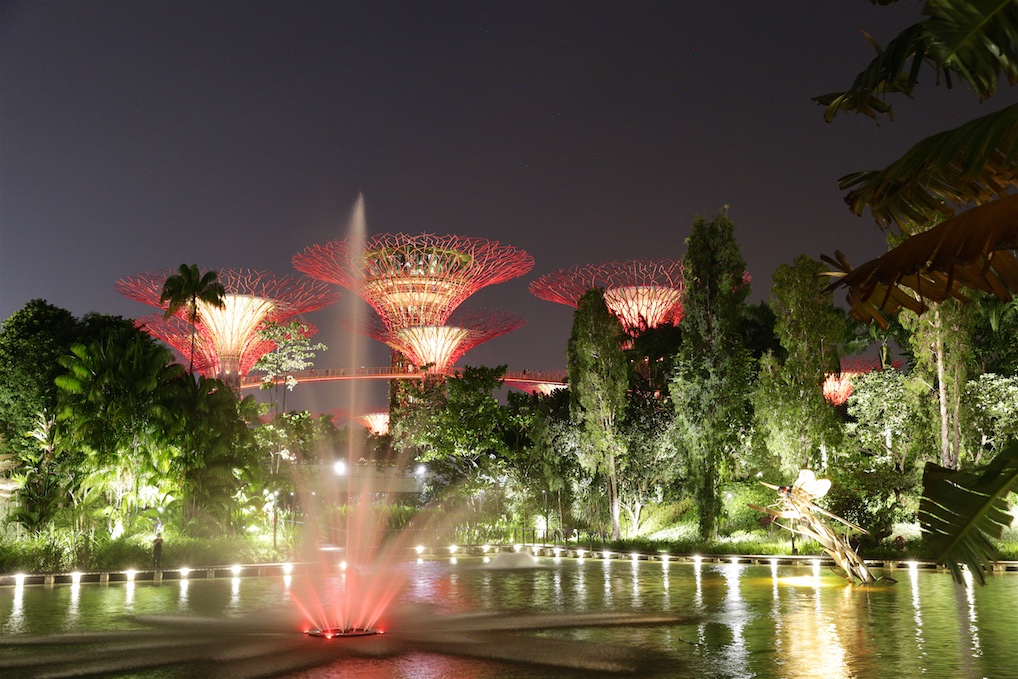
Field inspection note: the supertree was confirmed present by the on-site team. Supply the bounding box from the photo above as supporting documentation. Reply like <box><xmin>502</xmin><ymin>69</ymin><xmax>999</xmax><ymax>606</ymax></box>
<box><xmin>293</xmin><ymin>233</ymin><xmax>534</xmax><ymax>328</ymax></box>
<box><xmin>822</xmin><ymin>357</ymin><xmax>902</xmax><ymax>406</ymax></box>
<box><xmin>357</xmin><ymin>307</ymin><xmax>526</xmax><ymax>374</ymax></box>
<box><xmin>116</xmin><ymin>269</ymin><xmax>339</xmax><ymax>385</ymax></box>
<box><xmin>355</xmin><ymin>409</ymin><xmax>390</xmax><ymax>436</ymax></box>
<box><xmin>529</xmin><ymin>259</ymin><xmax>685</xmax><ymax>333</ymax></box>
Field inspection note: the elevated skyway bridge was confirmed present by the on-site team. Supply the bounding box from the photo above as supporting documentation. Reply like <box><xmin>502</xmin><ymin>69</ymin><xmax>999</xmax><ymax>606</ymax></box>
<box><xmin>241</xmin><ymin>368</ymin><xmax>567</xmax><ymax>393</ymax></box>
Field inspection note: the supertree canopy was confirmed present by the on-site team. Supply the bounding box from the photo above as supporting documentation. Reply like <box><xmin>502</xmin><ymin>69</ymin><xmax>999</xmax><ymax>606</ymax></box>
<box><xmin>116</xmin><ymin>269</ymin><xmax>339</xmax><ymax>381</ymax></box>
<box><xmin>821</xmin><ymin>357</ymin><xmax>901</xmax><ymax>406</ymax></box>
<box><xmin>358</xmin><ymin>307</ymin><xmax>525</xmax><ymax>373</ymax></box>
<box><xmin>293</xmin><ymin>233</ymin><xmax>534</xmax><ymax>328</ymax></box>
<box><xmin>529</xmin><ymin>259</ymin><xmax>685</xmax><ymax>332</ymax></box>
<box><xmin>356</xmin><ymin>409</ymin><xmax>390</xmax><ymax>436</ymax></box>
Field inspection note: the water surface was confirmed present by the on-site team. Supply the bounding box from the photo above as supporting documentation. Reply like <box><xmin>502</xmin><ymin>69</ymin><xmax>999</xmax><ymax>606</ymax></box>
<box><xmin>1</xmin><ymin>557</ymin><xmax>1015</xmax><ymax>678</ymax></box>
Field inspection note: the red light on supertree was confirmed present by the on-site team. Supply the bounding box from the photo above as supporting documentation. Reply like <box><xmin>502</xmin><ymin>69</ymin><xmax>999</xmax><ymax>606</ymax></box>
<box><xmin>293</xmin><ymin>233</ymin><xmax>534</xmax><ymax>328</ymax></box>
<box><xmin>134</xmin><ymin>313</ymin><xmax>225</xmax><ymax>377</ymax></box>
<box><xmin>529</xmin><ymin>259</ymin><xmax>685</xmax><ymax>332</ymax></box>
<box><xmin>116</xmin><ymin>269</ymin><xmax>339</xmax><ymax>382</ymax></box>
<box><xmin>822</xmin><ymin>357</ymin><xmax>899</xmax><ymax>406</ymax></box>
<box><xmin>357</xmin><ymin>307</ymin><xmax>525</xmax><ymax>373</ymax></box>
<box><xmin>356</xmin><ymin>409</ymin><xmax>390</xmax><ymax>436</ymax></box>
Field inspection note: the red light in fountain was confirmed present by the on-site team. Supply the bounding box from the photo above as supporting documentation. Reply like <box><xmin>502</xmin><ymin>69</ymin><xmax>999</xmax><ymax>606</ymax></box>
<box><xmin>529</xmin><ymin>259</ymin><xmax>685</xmax><ymax>333</ymax></box>
<box><xmin>293</xmin><ymin>233</ymin><xmax>534</xmax><ymax>328</ymax></box>
<box><xmin>116</xmin><ymin>269</ymin><xmax>339</xmax><ymax>383</ymax></box>
<box><xmin>358</xmin><ymin>307</ymin><xmax>525</xmax><ymax>373</ymax></box>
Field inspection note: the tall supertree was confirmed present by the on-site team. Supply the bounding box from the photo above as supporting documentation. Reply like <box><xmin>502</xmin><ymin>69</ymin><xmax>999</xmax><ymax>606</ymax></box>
<box><xmin>357</xmin><ymin>307</ymin><xmax>525</xmax><ymax>374</ymax></box>
<box><xmin>529</xmin><ymin>259</ymin><xmax>685</xmax><ymax>333</ymax></box>
<box><xmin>293</xmin><ymin>233</ymin><xmax>534</xmax><ymax>328</ymax></box>
<box><xmin>116</xmin><ymin>269</ymin><xmax>340</xmax><ymax>386</ymax></box>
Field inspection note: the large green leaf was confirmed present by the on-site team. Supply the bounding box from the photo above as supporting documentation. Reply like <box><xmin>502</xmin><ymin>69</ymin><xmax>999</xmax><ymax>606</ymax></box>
<box><xmin>919</xmin><ymin>441</ymin><xmax>1018</xmax><ymax>585</ymax></box>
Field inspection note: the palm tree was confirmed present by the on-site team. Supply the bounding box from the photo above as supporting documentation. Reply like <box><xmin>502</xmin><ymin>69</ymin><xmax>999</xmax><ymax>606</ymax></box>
<box><xmin>819</xmin><ymin>0</ymin><xmax>1018</xmax><ymax>583</ymax></box>
<box><xmin>159</xmin><ymin>264</ymin><xmax>226</xmax><ymax>374</ymax></box>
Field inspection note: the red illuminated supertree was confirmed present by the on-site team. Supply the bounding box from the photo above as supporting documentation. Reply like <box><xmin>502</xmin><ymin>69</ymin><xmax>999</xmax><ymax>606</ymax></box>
<box><xmin>357</xmin><ymin>307</ymin><xmax>526</xmax><ymax>373</ymax></box>
<box><xmin>356</xmin><ymin>409</ymin><xmax>391</xmax><ymax>436</ymax></box>
<box><xmin>529</xmin><ymin>259</ymin><xmax>686</xmax><ymax>333</ymax></box>
<box><xmin>116</xmin><ymin>269</ymin><xmax>339</xmax><ymax>384</ymax></box>
<box><xmin>822</xmin><ymin>357</ymin><xmax>901</xmax><ymax>406</ymax></box>
<box><xmin>293</xmin><ymin>233</ymin><xmax>534</xmax><ymax>328</ymax></box>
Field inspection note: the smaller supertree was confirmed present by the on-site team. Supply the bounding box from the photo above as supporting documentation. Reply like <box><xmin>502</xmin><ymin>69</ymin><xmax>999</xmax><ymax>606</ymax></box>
<box><xmin>822</xmin><ymin>357</ymin><xmax>901</xmax><ymax>406</ymax></box>
<box><xmin>358</xmin><ymin>307</ymin><xmax>526</xmax><ymax>374</ymax></box>
<box><xmin>117</xmin><ymin>269</ymin><xmax>339</xmax><ymax>385</ymax></box>
<box><xmin>530</xmin><ymin>259</ymin><xmax>685</xmax><ymax>333</ymax></box>
<box><xmin>356</xmin><ymin>409</ymin><xmax>391</xmax><ymax>436</ymax></box>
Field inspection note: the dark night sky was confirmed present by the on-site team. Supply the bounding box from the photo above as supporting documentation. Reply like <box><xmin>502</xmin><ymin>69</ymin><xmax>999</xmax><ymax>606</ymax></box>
<box><xmin>1</xmin><ymin>1</ymin><xmax>1012</xmax><ymax>412</ymax></box>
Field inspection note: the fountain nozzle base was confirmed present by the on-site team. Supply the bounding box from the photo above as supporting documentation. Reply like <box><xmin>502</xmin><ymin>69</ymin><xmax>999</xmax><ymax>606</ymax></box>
<box><xmin>306</xmin><ymin>627</ymin><xmax>379</xmax><ymax>639</ymax></box>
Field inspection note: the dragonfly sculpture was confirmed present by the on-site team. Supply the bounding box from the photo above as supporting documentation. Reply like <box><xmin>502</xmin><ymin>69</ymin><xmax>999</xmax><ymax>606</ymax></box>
<box><xmin>751</xmin><ymin>470</ymin><xmax>877</xmax><ymax>584</ymax></box>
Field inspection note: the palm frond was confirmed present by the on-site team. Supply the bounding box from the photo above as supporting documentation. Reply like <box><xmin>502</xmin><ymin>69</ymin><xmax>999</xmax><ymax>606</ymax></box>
<box><xmin>919</xmin><ymin>441</ymin><xmax>1018</xmax><ymax>585</ymax></box>
<box><xmin>840</xmin><ymin>104</ymin><xmax>1018</xmax><ymax>228</ymax></box>
<box><xmin>823</xmin><ymin>193</ymin><xmax>1018</xmax><ymax>328</ymax></box>
<box><xmin>817</xmin><ymin>0</ymin><xmax>1018</xmax><ymax>121</ymax></box>
<box><xmin>923</xmin><ymin>0</ymin><xmax>1018</xmax><ymax>97</ymax></box>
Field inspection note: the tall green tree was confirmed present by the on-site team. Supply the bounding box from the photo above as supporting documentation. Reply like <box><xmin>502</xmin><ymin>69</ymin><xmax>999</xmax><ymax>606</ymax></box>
<box><xmin>900</xmin><ymin>295</ymin><xmax>973</xmax><ymax>469</ymax></box>
<box><xmin>0</xmin><ymin>300</ymin><xmax>79</xmax><ymax>461</ymax></box>
<box><xmin>754</xmin><ymin>255</ymin><xmax>846</xmax><ymax>476</ymax></box>
<box><xmin>567</xmin><ymin>288</ymin><xmax>628</xmax><ymax>540</ymax></box>
<box><xmin>159</xmin><ymin>264</ymin><xmax>225</xmax><ymax>374</ymax></box>
<box><xmin>670</xmin><ymin>210</ymin><xmax>753</xmax><ymax>540</ymax></box>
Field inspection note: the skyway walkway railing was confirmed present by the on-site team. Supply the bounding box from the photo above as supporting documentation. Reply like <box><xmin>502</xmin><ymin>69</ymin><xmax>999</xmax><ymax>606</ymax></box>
<box><xmin>241</xmin><ymin>368</ymin><xmax>567</xmax><ymax>390</ymax></box>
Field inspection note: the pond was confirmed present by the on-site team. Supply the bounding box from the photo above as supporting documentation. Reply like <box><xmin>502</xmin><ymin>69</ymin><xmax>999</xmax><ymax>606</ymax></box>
<box><xmin>1</xmin><ymin>556</ymin><xmax>1015</xmax><ymax>678</ymax></box>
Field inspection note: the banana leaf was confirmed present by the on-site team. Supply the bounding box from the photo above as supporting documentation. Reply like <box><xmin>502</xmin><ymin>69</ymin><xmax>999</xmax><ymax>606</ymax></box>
<box><xmin>919</xmin><ymin>441</ymin><xmax>1018</xmax><ymax>585</ymax></box>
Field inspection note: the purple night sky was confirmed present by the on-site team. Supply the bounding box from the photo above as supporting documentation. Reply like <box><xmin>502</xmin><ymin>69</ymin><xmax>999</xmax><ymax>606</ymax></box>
<box><xmin>1</xmin><ymin>1</ymin><xmax>1010</xmax><ymax>412</ymax></box>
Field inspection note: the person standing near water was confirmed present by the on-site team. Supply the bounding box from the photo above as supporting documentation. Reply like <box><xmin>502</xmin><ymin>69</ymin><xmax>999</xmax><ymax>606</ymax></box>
<box><xmin>153</xmin><ymin>532</ymin><xmax>163</xmax><ymax>569</ymax></box>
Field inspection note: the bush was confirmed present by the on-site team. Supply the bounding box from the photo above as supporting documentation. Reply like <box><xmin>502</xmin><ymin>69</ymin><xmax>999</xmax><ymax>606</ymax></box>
<box><xmin>720</xmin><ymin>482</ymin><xmax>775</xmax><ymax>534</ymax></box>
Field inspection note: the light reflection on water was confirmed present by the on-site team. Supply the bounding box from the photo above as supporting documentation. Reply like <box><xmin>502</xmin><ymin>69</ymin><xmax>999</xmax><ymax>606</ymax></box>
<box><xmin>0</xmin><ymin>558</ymin><xmax>1015</xmax><ymax>678</ymax></box>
